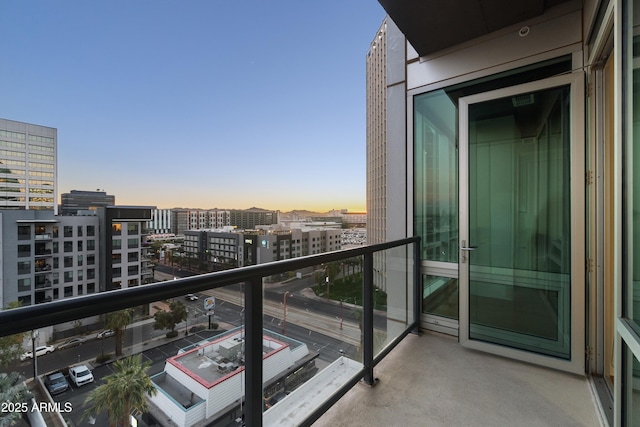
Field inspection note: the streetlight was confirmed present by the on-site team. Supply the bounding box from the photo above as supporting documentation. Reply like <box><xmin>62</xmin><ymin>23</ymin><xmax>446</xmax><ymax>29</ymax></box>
<box><xmin>325</xmin><ymin>276</ymin><xmax>330</xmax><ymax>300</ymax></box>
<box><xmin>185</xmin><ymin>308</ymin><xmax>189</xmax><ymax>336</ymax></box>
<box><xmin>283</xmin><ymin>292</ymin><xmax>293</xmax><ymax>335</ymax></box>
<box><xmin>31</xmin><ymin>330</ymin><xmax>39</xmax><ymax>379</ymax></box>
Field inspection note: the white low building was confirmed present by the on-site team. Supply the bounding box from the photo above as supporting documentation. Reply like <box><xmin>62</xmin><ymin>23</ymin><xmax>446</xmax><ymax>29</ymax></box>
<box><xmin>149</xmin><ymin>328</ymin><xmax>317</xmax><ymax>427</ymax></box>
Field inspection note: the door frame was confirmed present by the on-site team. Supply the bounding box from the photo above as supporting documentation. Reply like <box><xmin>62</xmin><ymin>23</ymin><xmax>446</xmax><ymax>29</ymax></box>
<box><xmin>458</xmin><ymin>72</ymin><xmax>586</xmax><ymax>375</ymax></box>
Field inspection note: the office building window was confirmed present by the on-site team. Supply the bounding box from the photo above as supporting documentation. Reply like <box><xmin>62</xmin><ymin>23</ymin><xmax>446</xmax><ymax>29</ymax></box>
<box><xmin>17</xmin><ymin>225</ymin><xmax>30</xmax><ymax>240</ymax></box>
<box><xmin>17</xmin><ymin>244</ymin><xmax>30</xmax><ymax>257</ymax></box>
<box><xmin>17</xmin><ymin>278</ymin><xmax>30</xmax><ymax>292</ymax></box>
<box><xmin>127</xmin><ymin>223</ymin><xmax>139</xmax><ymax>235</ymax></box>
<box><xmin>17</xmin><ymin>261</ymin><xmax>30</xmax><ymax>275</ymax></box>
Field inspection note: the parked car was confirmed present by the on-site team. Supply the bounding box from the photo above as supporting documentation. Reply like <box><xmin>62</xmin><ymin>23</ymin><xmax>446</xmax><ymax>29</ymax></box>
<box><xmin>45</xmin><ymin>372</ymin><xmax>69</xmax><ymax>395</ymax></box>
<box><xmin>68</xmin><ymin>364</ymin><xmax>94</xmax><ymax>386</ymax></box>
<box><xmin>20</xmin><ymin>345</ymin><xmax>55</xmax><ymax>361</ymax></box>
<box><xmin>185</xmin><ymin>294</ymin><xmax>198</xmax><ymax>301</ymax></box>
<box><xmin>57</xmin><ymin>337</ymin><xmax>87</xmax><ymax>350</ymax></box>
<box><xmin>96</xmin><ymin>329</ymin><xmax>115</xmax><ymax>339</ymax></box>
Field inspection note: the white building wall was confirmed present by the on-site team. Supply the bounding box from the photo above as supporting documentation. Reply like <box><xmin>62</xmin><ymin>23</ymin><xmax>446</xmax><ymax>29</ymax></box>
<box><xmin>150</xmin><ymin>385</ymin><xmax>189</xmax><ymax>427</ymax></box>
<box><xmin>164</xmin><ymin>362</ymin><xmax>208</xmax><ymax>400</ymax></box>
<box><xmin>184</xmin><ymin>401</ymin><xmax>206</xmax><ymax>427</ymax></box>
<box><xmin>205</xmin><ymin>372</ymin><xmax>243</xmax><ymax>418</ymax></box>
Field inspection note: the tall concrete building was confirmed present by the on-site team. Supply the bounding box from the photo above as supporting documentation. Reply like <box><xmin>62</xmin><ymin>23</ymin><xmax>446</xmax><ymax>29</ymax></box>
<box><xmin>0</xmin><ymin>118</ymin><xmax>57</xmax><ymax>213</ymax></box>
<box><xmin>366</xmin><ymin>21</ymin><xmax>387</xmax><ymax>246</ymax></box>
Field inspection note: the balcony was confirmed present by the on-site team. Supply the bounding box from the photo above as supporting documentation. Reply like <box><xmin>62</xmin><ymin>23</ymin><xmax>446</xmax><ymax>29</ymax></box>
<box><xmin>0</xmin><ymin>237</ymin><xmax>604</xmax><ymax>426</ymax></box>
<box><xmin>314</xmin><ymin>331</ymin><xmax>604</xmax><ymax>427</ymax></box>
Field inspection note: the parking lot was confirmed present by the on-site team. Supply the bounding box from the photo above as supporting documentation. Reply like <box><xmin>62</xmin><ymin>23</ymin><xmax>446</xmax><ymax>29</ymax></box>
<box><xmin>47</xmin><ymin>328</ymin><xmax>223</xmax><ymax>426</ymax></box>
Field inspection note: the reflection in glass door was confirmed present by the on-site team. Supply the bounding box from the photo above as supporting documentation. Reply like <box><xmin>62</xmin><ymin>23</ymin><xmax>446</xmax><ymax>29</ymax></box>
<box><xmin>459</xmin><ymin>75</ymin><xmax>584</xmax><ymax>372</ymax></box>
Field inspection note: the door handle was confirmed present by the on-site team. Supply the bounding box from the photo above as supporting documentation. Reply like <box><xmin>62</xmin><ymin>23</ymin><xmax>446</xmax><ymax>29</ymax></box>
<box><xmin>460</xmin><ymin>240</ymin><xmax>477</xmax><ymax>251</ymax></box>
<box><xmin>460</xmin><ymin>241</ymin><xmax>476</xmax><ymax>263</ymax></box>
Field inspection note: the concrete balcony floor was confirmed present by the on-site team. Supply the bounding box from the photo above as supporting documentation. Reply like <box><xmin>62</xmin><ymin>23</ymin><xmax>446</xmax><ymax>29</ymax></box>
<box><xmin>313</xmin><ymin>332</ymin><xmax>606</xmax><ymax>427</ymax></box>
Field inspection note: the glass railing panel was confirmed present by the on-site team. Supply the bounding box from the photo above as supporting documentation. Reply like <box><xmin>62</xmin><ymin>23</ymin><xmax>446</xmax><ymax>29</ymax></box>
<box><xmin>0</xmin><ymin>238</ymin><xmax>420</xmax><ymax>427</ymax></box>
<box><xmin>0</xmin><ymin>283</ymin><xmax>248</xmax><ymax>426</ymax></box>
<box><xmin>262</xmin><ymin>261</ymin><xmax>364</xmax><ymax>426</ymax></box>
<box><xmin>373</xmin><ymin>244</ymin><xmax>414</xmax><ymax>358</ymax></box>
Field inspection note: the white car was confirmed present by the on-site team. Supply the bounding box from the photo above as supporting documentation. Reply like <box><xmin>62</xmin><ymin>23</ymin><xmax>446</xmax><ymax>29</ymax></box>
<box><xmin>57</xmin><ymin>337</ymin><xmax>87</xmax><ymax>350</ymax></box>
<box><xmin>96</xmin><ymin>329</ymin><xmax>115</xmax><ymax>339</ymax></box>
<box><xmin>20</xmin><ymin>345</ymin><xmax>55</xmax><ymax>361</ymax></box>
<box><xmin>68</xmin><ymin>365</ymin><xmax>94</xmax><ymax>386</ymax></box>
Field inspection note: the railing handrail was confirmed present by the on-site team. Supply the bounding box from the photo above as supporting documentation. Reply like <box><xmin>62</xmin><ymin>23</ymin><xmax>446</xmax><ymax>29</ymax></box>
<box><xmin>0</xmin><ymin>236</ymin><xmax>419</xmax><ymax>337</ymax></box>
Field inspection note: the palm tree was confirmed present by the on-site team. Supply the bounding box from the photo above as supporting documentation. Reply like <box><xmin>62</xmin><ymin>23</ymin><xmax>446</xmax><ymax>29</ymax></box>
<box><xmin>0</xmin><ymin>372</ymin><xmax>31</xmax><ymax>427</ymax></box>
<box><xmin>0</xmin><ymin>301</ymin><xmax>25</xmax><ymax>367</ymax></box>
<box><xmin>105</xmin><ymin>309</ymin><xmax>132</xmax><ymax>356</ymax></box>
<box><xmin>83</xmin><ymin>355</ymin><xmax>157</xmax><ymax>427</ymax></box>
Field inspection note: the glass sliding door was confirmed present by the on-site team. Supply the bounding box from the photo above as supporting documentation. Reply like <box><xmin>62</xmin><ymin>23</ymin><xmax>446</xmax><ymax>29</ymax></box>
<box><xmin>459</xmin><ymin>74</ymin><xmax>585</xmax><ymax>373</ymax></box>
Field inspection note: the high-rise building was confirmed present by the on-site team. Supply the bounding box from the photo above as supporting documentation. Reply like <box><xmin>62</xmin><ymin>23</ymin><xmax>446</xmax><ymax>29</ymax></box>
<box><xmin>366</xmin><ymin>21</ymin><xmax>387</xmax><ymax>246</ymax></box>
<box><xmin>0</xmin><ymin>118</ymin><xmax>57</xmax><ymax>213</ymax></box>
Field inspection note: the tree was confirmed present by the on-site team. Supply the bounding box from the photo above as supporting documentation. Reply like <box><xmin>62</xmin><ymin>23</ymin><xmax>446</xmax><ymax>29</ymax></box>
<box><xmin>0</xmin><ymin>302</ymin><xmax>25</xmax><ymax>367</ymax></box>
<box><xmin>105</xmin><ymin>309</ymin><xmax>132</xmax><ymax>357</ymax></box>
<box><xmin>153</xmin><ymin>300</ymin><xmax>187</xmax><ymax>337</ymax></box>
<box><xmin>0</xmin><ymin>372</ymin><xmax>32</xmax><ymax>427</ymax></box>
<box><xmin>83</xmin><ymin>355</ymin><xmax>157</xmax><ymax>427</ymax></box>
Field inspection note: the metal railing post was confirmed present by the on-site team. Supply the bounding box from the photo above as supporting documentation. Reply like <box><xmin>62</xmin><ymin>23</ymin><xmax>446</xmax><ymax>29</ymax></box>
<box><xmin>362</xmin><ymin>252</ymin><xmax>376</xmax><ymax>386</ymax></box>
<box><xmin>244</xmin><ymin>277</ymin><xmax>263</xmax><ymax>426</ymax></box>
<box><xmin>413</xmin><ymin>239</ymin><xmax>422</xmax><ymax>334</ymax></box>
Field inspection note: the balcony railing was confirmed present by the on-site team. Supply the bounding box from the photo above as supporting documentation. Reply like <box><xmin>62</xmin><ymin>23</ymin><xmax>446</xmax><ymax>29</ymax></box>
<box><xmin>0</xmin><ymin>236</ymin><xmax>420</xmax><ymax>426</ymax></box>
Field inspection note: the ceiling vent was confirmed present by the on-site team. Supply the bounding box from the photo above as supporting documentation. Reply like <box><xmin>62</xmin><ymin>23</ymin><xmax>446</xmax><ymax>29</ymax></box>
<box><xmin>512</xmin><ymin>94</ymin><xmax>535</xmax><ymax>107</ymax></box>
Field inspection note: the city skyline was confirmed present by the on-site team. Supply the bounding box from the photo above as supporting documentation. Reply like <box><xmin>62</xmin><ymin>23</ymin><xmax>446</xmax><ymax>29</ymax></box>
<box><xmin>0</xmin><ymin>1</ymin><xmax>385</xmax><ymax>212</ymax></box>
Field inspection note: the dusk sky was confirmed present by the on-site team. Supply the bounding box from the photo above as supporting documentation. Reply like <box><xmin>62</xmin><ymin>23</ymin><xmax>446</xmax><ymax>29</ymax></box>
<box><xmin>0</xmin><ymin>1</ymin><xmax>385</xmax><ymax>212</ymax></box>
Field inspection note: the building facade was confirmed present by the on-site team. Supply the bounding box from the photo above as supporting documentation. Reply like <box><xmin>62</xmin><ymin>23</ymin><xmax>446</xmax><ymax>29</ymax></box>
<box><xmin>186</xmin><ymin>208</ymin><xmax>231</xmax><ymax>230</ymax></box>
<box><xmin>370</xmin><ymin>0</ymin><xmax>640</xmax><ymax>423</ymax></box>
<box><xmin>366</xmin><ymin>21</ymin><xmax>387</xmax><ymax>246</ymax></box>
<box><xmin>148</xmin><ymin>208</ymin><xmax>173</xmax><ymax>234</ymax></box>
<box><xmin>1</xmin><ymin>210</ymin><xmax>100</xmax><ymax>310</ymax></box>
<box><xmin>0</xmin><ymin>118</ymin><xmax>57</xmax><ymax>213</ymax></box>
<box><xmin>97</xmin><ymin>206</ymin><xmax>153</xmax><ymax>291</ymax></box>
<box><xmin>230</xmin><ymin>208</ymin><xmax>278</xmax><ymax>229</ymax></box>
<box><xmin>59</xmin><ymin>190</ymin><xmax>115</xmax><ymax>215</ymax></box>
<box><xmin>183</xmin><ymin>227</ymin><xmax>343</xmax><ymax>270</ymax></box>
